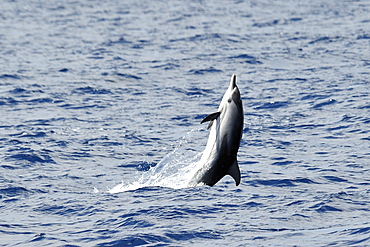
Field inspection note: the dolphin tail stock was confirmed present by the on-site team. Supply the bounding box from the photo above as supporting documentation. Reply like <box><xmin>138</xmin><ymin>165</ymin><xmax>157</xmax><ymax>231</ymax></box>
<box><xmin>227</xmin><ymin>160</ymin><xmax>241</xmax><ymax>186</ymax></box>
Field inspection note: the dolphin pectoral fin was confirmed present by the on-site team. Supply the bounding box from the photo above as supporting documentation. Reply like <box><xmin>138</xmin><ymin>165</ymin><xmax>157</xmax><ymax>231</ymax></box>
<box><xmin>228</xmin><ymin>160</ymin><xmax>241</xmax><ymax>186</ymax></box>
<box><xmin>207</xmin><ymin>121</ymin><xmax>214</xmax><ymax>130</ymax></box>
<box><xmin>200</xmin><ymin>112</ymin><xmax>221</xmax><ymax>124</ymax></box>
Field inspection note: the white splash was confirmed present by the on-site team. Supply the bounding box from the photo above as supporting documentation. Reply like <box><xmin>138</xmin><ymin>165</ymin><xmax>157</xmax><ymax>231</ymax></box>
<box><xmin>108</xmin><ymin>129</ymin><xmax>205</xmax><ymax>193</ymax></box>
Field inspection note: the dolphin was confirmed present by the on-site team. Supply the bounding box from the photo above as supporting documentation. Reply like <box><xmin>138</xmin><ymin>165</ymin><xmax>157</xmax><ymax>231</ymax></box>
<box><xmin>189</xmin><ymin>74</ymin><xmax>243</xmax><ymax>187</ymax></box>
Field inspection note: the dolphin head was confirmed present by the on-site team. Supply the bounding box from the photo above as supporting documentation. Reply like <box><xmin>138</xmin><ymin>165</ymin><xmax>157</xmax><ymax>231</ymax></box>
<box><xmin>219</xmin><ymin>74</ymin><xmax>241</xmax><ymax>111</ymax></box>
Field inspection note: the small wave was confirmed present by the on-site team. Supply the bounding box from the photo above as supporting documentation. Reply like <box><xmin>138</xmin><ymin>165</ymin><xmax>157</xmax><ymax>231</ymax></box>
<box><xmin>0</xmin><ymin>186</ymin><xmax>30</xmax><ymax>197</ymax></box>
<box><xmin>253</xmin><ymin>19</ymin><xmax>280</xmax><ymax>27</ymax></box>
<box><xmin>188</xmin><ymin>67</ymin><xmax>222</xmax><ymax>75</ymax></box>
<box><xmin>271</xmin><ymin>160</ymin><xmax>294</xmax><ymax>166</ymax></box>
<box><xmin>7</xmin><ymin>153</ymin><xmax>55</xmax><ymax>164</ymax></box>
<box><xmin>310</xmin><ymin>202</ymin><xmax>343</xmax><ymax>213</ymax></box>
<box><xmin>104</xmin><ymin>36</ymin><xmax>132</xmax><ymax>46</ymax></box>
<box><xmin>0</xmin><ymin>74</ymin><xmax>21</xmax><ymax>80</ymax></box>
<box><xmin>9</xmin><ymin>131</ymin><xmax>47</xmax><ymax>138</ymax></box>
<box><xmin>115</xmin><ymin>73</ymin><xmax>142</xmax><ymax>80</ymax></box>
<box><xmin>72</xmin><ymin>86</ymin><xmax>112</xmax><ymax>95</ymax></box>
<box><xmin>312</xmin><ymin>99</ymin><xmax>337</xmax><ymax>109</ymax></box>
<box><xmin>150</xmin><ymin>62</ymin><xmax>180</xmax><ymax>70</ymax></box>
<box><xmin>96</xmin><ymin>233</ymin><xmax>170</xmax><ymax>246</ymax></box>
<box><xmin>228</xmin><ymin>54</ymin><xmax>263</xmax><ymax>65</ymax></box>
<box><xmin>308</xmin><ymin>36</ymin><xmax>342</xmax><ymax>44</ymax></box>
<box><xmin>58</xmin><ymin>68</ymin><xmax>69</xmax><ymax>72</ymax></box>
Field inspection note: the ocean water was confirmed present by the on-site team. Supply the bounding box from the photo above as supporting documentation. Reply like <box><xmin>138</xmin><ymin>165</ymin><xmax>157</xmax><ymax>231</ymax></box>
<box><xmin>1</xmin><ymin>0</ymin><xmax>370</xmax><ymax>246</ymax></box>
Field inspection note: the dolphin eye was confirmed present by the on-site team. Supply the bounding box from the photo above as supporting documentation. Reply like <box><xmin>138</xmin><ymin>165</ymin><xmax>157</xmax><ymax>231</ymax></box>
<box><xmin>228</xmin><ymin>98</ymin><xmax>232</xmax><ymax>103</ymax></box>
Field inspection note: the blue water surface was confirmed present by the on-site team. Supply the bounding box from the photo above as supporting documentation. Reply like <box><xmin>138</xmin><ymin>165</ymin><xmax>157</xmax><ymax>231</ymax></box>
<box><xmin>1</xmin><ymin>0</ymin><xmax>370</xmax><ymax>246</ymax></box>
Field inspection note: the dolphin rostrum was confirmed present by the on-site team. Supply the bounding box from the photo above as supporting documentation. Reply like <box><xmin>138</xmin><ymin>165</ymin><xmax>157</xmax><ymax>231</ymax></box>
<box><xmin>189</xmin><ymin>74</ymin><xmax>243</xmax><ymax>187</ymax></box>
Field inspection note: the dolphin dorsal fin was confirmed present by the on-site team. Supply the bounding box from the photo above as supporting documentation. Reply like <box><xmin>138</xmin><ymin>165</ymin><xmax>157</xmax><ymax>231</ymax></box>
<box><xmin>228</xmin><ymin>160</ymin><xmax>241</xmax><ymax>186</ymax></box>
<box><xmin>200</xmin><ymin>112</ymin><xmax>221</xmax><ymax>124</ymax></box>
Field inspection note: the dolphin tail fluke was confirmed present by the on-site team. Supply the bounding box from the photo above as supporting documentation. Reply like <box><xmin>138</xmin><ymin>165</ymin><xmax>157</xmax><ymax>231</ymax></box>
<box><xmin>228</xmin><ymin>160</ymin><xmax>241</xmax><ymax>186</ymax></box>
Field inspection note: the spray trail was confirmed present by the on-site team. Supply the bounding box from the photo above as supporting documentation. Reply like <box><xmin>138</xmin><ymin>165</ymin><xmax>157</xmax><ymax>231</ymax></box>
<box><xmin>108</xmin><ymin>129</ymin><xmax>204</xmax><ymax>193</ymax></box>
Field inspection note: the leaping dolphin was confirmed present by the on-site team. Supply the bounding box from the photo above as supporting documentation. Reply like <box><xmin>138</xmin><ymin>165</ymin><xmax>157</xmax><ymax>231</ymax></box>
<box><xmin>189</xmin><ymin>74</ymin><xmax>244</xmax><ymax>187</ymax></box>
